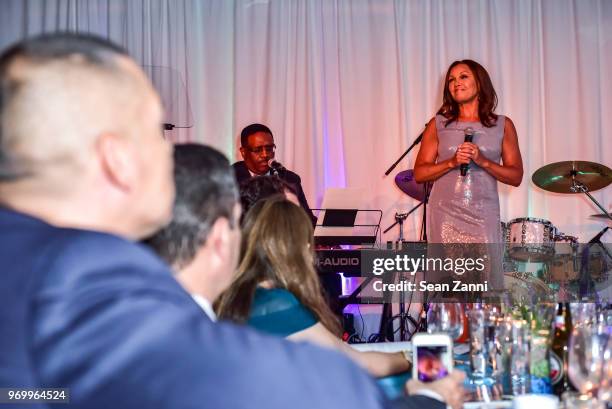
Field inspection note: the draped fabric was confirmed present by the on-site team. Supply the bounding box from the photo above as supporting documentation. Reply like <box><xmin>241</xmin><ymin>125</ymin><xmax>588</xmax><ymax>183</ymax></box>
<box><xmin>1</xmin><ymin>0</ymin><xmax>610</xmax><ymax>242</ymax></box>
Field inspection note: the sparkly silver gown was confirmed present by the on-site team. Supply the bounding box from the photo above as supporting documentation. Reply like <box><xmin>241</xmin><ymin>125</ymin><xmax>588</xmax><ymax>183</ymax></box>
<box><xmin>427</xmin><ymin>114</ymin><xmax>505</xmax><ymax>289</ymax></box>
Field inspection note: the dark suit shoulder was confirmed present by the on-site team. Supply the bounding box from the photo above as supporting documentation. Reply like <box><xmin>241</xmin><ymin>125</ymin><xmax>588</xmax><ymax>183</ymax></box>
<box><xmin>231</xmin><ymin>161</ymin><xmax>245</xmax><ymax>170</ymax></box>
<box><xmin>389</xmin><ymin>395</ymin><xmax>447</xmax><ymax>409</ymax></box>
<box><xmin>283</xmin><ymin>169</ymin><xmax>301</xmax><ymax>183</ymax></box>
<box><xmin>29</xmin><ymin>226</ymin><xmax>183</xmax><ymax>312</ymax></box>
<box><xmin>231</xmin><ymin>161</ymin><xmax>251</xmax><ymax>184</ymax></box>
<box><xmin>44</xmin><ymin>228</ymin><xmax>169</xmax><ymax>277</ymax></box>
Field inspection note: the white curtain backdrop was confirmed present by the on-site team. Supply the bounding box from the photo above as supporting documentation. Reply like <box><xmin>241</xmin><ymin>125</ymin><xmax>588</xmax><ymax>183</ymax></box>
<box><xmin>1</xmin><ymin>0</ymin><xmax>610</xmax><ymax>243</ymax></box>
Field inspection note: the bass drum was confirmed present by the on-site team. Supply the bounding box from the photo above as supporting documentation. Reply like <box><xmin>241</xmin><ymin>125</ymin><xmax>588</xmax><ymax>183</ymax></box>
<box><xmin>550</xmin><ymin>234</ymin><xmax>579</xmax><ymax>283</ymax></box>
<box><xmin>584</xmin><ymin>245</ymin><xmax>611</xmax><ymax>283</ymax></box>
<box><xmin>503</xmin><ymin>271</ymin><xmax>553</xmax><ymax>304</ymax></box>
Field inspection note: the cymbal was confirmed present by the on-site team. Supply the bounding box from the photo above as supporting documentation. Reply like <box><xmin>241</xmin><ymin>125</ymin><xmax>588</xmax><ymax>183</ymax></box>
<box><xmin>532</xmin><ymin>161</ymin><xmax>612</xmax><ymax>193</ymax></box>
<box><xmin>590</xmin><ymin>213</ymin><xmax>612</xmax><ymax>219</ymax></box>
<box><xmin>395</xmin><ymin>169</ymin><xmax>425</xmax><ymax>201</ymax></box>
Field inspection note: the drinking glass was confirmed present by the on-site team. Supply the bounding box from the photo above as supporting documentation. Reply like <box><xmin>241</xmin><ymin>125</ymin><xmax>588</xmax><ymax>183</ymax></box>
<box><xmin>596</xmin><ymin>321</ymin><xmax>612</xmax><ymax>403</ymax></box>
<box><xmin>528</xmin><ymin>303</ymin><xmax>556</xmax><ymax>394</ymax></box>
<box><xmin>503</xmin><ymin>318</ymin><xmax>531</xmax><ymax>395</ymax></box>
<box><xmin>468</xmin><ymin>308</ymin><xmax>487</xmax><ymax>381</ymax></box>
<box><xmin>569</xmin><ymin>303</ymin><xmax>597</xmax><ymax>326</ymax></box>
<box><xmin>562</xmin><ymin>391</ymin><xmax>605</xmax><ymax>409</ymax></box>
<box><xmin>427</xmin><ymin>303</ymin><xmax>463</xmax><ymax>340</ymax></box>
<box><xmin>568</xmin><ymin>323</ymin><xmax>608</xmax><ymax>396</ymax></box>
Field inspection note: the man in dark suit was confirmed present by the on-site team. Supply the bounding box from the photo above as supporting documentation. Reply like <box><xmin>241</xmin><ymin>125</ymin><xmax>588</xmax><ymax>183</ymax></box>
<box><xmin>233</xmin><ymin>123</ymin><xmax>317</xmax><ymax>224</ymax></box>
<box><xmin>0</xmin><ymin>33</ymin><xmax>462</xmax><ymax>409</ymax></box>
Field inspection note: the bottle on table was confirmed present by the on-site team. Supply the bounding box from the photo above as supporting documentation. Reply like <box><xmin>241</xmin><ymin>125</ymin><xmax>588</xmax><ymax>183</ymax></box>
<box><xmin>550</xmin><ymin>302</ymin><xmax>575</xmax><ymax>396</ymax></box>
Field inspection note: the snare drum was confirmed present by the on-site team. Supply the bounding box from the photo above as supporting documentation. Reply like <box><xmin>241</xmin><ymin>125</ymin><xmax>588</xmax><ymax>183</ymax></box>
<box><xmin>554</xmin><ymin>234</ymin><xmax>578</xmax><ymax>256</ymax></box>
<box><xmin>507</xmin><ymin>217</ymin><xmax>556</xmax><ymax>262</ymax></box>
<box><xmin>550</xmin><ymin>234</ymin><xmax>579</xmax><ymax>282</ymax></box>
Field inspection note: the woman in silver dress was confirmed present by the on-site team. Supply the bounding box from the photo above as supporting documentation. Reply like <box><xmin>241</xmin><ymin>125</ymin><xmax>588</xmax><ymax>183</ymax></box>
<box><xmin>414</xmin><ymin>60</ymin><xmax>523</xmax><ymax>290</ymax></box>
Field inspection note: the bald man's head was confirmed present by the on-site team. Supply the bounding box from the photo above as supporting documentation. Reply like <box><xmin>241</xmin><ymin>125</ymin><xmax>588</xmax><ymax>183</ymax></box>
<box><xmin>0</xmin><ymin>33</ymin><xmax>174</xmax><ymax>239</ymax></box>
<box><xmin>1</xmin><ymin>34</ymin><xmax>127</xmax><ymax>179</ymax></box>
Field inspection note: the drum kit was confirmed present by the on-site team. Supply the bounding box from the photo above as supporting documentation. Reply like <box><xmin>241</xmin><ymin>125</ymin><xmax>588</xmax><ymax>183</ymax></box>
<box><xmin>395</xmin><ymin>160</ymin><xmax>612</xmax><ymax>300</ymax></box>
<box><xmin>528</xmin><ymin>161</ymin><xmax>611</xmax><ymax>289</ymax></box>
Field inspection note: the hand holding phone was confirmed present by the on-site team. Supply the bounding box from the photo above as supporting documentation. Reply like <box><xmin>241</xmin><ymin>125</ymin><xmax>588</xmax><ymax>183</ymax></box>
<box><xmin>406</xmin><ymin>370</ymin><xmax>466</xmax><ymax>409</ymax></box>
<box><xmin>412</xmin><ymin>333</ymin><xmax>453</xmax><ymax>382</ymax></box>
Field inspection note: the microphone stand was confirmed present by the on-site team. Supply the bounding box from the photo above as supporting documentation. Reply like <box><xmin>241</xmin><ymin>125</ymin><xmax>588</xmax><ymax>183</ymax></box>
<box><xmin>383</xmin><ymin>124</ymin><xmax>431</xmax><ymax>241</ymax></box>
<box><xmin>420</xmin><ymin>182</ymin><xmax>432</xmax><ymax>242</ymax></box>
<box><xmin>380</xmin><ymin>125</ymin><xmax>431</xmax><ymax>340</ymax></box>
<box><xmin>163</xmin><ymin>123</ymin><xmax>193</xmax><ymax>131</ymax></box>
<box><xmin>417</xmin><ymin>182</ymin><xmax>433</xmax><ymax>333</ymax></box>
<box><xmin>384</xmin><ymin>127</ymin><xmax>426</xmax><ymax>176</ymax></box>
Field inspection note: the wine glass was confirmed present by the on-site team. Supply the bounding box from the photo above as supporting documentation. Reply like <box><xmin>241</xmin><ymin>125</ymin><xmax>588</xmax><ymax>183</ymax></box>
<box><xmin>570</xmin><ymin>303</ymin><xmax>597</xmax><ymax>326</ymax></box>
<box><xmin>568</xmin><ymin>323</ymin><xmax>609</xmax><ymax>396</ymax></box>
<box><xmin>596</xmin><ymin>324</ymin><xmax>612</xmax><ymax>403</ymax></box>
<box><xmin>427</xmin><ymin>303</ymin><xmax>464</xmax><ymax>340</ymax></box>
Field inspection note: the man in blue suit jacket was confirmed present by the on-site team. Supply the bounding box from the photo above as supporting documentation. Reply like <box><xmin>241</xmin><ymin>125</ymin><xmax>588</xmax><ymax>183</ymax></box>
<box><xmin>0</xmin><ymin>33</ymin><xmax>461</xmax><ymax>409</ymax></box>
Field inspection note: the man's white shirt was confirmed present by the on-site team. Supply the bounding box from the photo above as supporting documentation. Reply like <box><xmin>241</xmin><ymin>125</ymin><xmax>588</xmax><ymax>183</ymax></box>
<box><xmin>192</xmin><ymin>294</ymin><xmax>217</xmax><ymax>321</ymax></box>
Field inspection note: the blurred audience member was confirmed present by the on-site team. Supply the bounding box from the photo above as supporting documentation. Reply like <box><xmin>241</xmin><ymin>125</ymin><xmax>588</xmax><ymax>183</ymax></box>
<box><xmin>145</xmin><ymin>144</ymin><xmax>242</xmax><ymax>319</ymax></box>
<box><xmin>239</xmin><ymin>175</ymin><xmax>299</xmax><ymax>222</ymax></box>
<box><xmin>217</xmin><ymin>197</ymin><xmax>411</xmax><ymax>378</ymax></box>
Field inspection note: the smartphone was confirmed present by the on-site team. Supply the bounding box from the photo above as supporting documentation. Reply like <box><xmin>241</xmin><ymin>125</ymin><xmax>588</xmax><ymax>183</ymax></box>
<box><xmin>412</xmin><ymin>333</ymin><xmax>453</xmax><ymax>383</ymax></box>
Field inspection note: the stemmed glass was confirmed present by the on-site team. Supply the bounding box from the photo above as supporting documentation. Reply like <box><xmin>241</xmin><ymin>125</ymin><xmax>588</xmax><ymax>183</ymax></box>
<box><xmin>506</xmin><ymin>319</ymin><xmax>531</xmax><ymax>395</ymax></box>
<box><xmin>568</xmin><ymin>321</ymin><xmax>609</xmax><ymax>397</ymax></box>
<box><xmin>427</xmin><ymin>303</ymin><xmax>464</xmax><ymax>340</ymax></box>
<box><xmin>597</xmin><ymin>333</ymin><xmax>612</xmax><ymax>403</ymax></box>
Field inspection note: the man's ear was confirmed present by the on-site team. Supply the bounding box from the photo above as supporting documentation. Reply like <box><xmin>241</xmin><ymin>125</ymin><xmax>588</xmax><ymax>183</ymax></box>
<box><xmin>96</xmin><ymin>132</ymin><xmax>135</xmax><ymax>192</ymax></box>
<box><xmin>239</xmin><ymin>146</ymin><xmax>246</xmax><ymax>160</ymax></box>
<box><xmin>207</xmin><ymin>217</ymin><xmax>232</xmax><ymax>265</ymax></box>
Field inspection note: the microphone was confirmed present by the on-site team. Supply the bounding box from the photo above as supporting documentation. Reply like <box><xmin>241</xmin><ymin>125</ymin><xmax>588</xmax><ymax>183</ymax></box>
<box><xmin>460</xmin><ymin>127</ymin><xmax>475</xmax><ymax>177</ymax></box>
<box><xmin>268</xmin><ymin>159</ymin><xmax>286</xmax><ymax>175</ymax></box>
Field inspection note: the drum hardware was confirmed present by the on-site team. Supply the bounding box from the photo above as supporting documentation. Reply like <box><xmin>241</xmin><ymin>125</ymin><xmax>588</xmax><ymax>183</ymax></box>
<box><xmin>381</xmin><ymin>210</ymin><xmax>425</xmax><ymax>342</ymax></box>
<box><xmin>380</xmin><ymin>205</ymin><xmax>428</xmax><ymax>341</ymax></box>
<box><xmin>384</xmin><ymin>158</ymin><xmax>430</xmax><ymax>342</ymax></box>
<box><xmin>569</xmin><ymin>179</ymin><xmax>612</xmax><ymax>222</ymax></box>
<box><xmin>384</xmin><ymin>208</ymin><xmax>416</xmax><ymax>242</ymax></box>
<box><xmin>589</xmin><ymin>212</ymin><xmax>612</xmax><ymax>220</ymax></box>
<box><xmin>383</xmin><ymin>181</ymin><xmax>432</xmax><ymax>341</ymax></box>
<box><xmin>578</xmin><ymin>226</ymin><xmax>611</xmax><ymax>299</ymax></box>
<box><xmin>385</xmin><ymin>176</ymin><xmax>432</xmax><ymax>245</ymax></box>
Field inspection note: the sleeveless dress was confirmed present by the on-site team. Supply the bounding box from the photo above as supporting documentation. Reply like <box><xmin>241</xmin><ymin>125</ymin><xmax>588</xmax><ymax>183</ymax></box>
<box><xmin>427</xmin><ymin>114</ymin><xmax>506</xmax><ymax>289</ymax></box>
<box><xmin>248</xmin><ymin>288</ymin><xmax>317</xmax><ymax>337</ymax></box>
